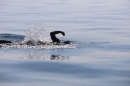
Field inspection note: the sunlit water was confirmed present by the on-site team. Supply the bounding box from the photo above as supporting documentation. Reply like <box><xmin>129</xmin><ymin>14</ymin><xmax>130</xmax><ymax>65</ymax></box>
<box><xmin>0</xmin><ymin>0</ymin><xmax>130</xmax><ymax>86</ymax></box>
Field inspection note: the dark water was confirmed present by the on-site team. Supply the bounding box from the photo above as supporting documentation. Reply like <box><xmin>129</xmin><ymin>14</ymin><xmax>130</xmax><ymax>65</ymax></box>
<box><xmin>0</xmin><ymin>0</ymin><xmax>130</xmax><ymax>86</ymax></box>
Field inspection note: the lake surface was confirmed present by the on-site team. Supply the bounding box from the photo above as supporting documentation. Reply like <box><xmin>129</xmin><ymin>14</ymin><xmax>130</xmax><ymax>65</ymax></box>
<box><xmin>0</xmin><ymin>0</ymin><xmax>130</xmax><ymax>86</ymax></box>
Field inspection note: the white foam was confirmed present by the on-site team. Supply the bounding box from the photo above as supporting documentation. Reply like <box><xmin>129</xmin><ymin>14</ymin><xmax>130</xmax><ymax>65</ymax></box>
<box><xmin>0</xmin><ymin>42</ymin><xmax>77</xmax><ymax>49</ymax></box>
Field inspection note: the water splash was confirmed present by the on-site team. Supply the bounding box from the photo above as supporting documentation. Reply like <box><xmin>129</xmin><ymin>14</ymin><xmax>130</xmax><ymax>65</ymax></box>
<box><xmin>0</xmin><ymin>25</ymin><xmax>77</xmax><ymax>49</ymax></box>
<box><xmin>22</xmin><ymin>25</ymin><xmax>52</xmax><ymax>44</ymax></box>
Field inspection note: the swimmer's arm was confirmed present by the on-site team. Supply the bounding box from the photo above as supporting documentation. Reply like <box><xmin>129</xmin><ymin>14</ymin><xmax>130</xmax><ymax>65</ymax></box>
<box><xmin>51</xmin><ymin>31</ymin><xmax>65</xmax><ymax>36</ymax></box>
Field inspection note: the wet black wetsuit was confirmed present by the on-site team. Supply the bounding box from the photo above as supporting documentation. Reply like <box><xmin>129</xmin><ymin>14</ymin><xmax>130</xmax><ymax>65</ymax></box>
<box><xmin>0</xmin><ymin>40</ymin><xmax>12</xmax><ymax>44</ymax></box>
<box><xmin>50</xmin><ymin>31</ymin><xmax>65</xmax><ymax>43</ymax></box>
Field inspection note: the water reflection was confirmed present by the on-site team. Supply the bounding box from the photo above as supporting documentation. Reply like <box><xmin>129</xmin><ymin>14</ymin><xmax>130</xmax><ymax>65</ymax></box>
<box><xmin>19</xmin><ymin>52</ymin><xmax>69</xmax><ymax>60</ymax></box>
<box><xmin>50</xmin><ymin>54</ymin><xmax>69</xmax><ymax>60</ymax></box>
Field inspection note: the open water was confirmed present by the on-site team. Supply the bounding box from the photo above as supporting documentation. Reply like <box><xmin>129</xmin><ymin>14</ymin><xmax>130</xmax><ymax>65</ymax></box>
<box><xmin>0</xmin><ymin>0</ymin><xmax>130</xmax><ymax>86</ymax></box>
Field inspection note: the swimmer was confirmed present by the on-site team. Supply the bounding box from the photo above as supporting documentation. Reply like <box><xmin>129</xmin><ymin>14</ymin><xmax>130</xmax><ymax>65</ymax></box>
<box><xmin>0</xmin><ymin>31</ymin><xmax>70</xmax><ymax>44</ymax></box>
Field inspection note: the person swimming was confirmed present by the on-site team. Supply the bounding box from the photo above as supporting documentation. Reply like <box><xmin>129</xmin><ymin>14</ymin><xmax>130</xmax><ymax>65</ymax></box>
<box><xmin>0</xmin><ymin>31</ymin><xmax>70</xmax><ymax>44</ymax></box>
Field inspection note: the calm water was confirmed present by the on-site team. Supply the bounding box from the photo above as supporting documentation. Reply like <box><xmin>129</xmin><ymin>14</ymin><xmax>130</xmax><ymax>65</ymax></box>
<box><xmin>0</xmin><ymin>0</ymin><xmax>130</xmax><ymax>86</ymax></box>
